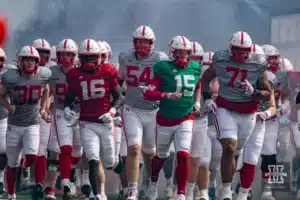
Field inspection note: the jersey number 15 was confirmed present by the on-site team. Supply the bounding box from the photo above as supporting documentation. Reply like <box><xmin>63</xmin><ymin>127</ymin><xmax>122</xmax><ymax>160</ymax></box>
<box><xmin>175</xmin><ymin>75</ymin><xmax>195</xmax><ymax>96</ymax></box>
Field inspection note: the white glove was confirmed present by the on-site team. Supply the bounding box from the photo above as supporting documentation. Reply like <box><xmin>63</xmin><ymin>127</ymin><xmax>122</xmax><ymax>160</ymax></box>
<box><xmin>193</xmin><ymin>102</ymin><xmax>201</xmax><ymax>116</ymax></box>
<box><xmin>64</xmin><ymin>107</ymin><xmax>77</xmax><ymax>121</ymax></box>
<box><xmin>114</xmin><ymin>116</ymin><xmax>122</xmax><ymax>126</ymax></box>
<box><xmin>98</xmin><ymin>108</ymin><xmax>117</xmax><ymax>123</ymax></box>
<box><xmin>256</xmin><ymin>111</ymin><xmax>270</xmax><ymax>121</ymax></box>
<box><xmin>276</xmin><ymin>101</ymin><xmax>291</xmax><ymax>117</ymax></box>
<box><xmin>202</xmin><ymin>99</ymin><xmax>217</xmax><ymax>114</ymax></box>
<box><xmin>138</xmin><ymin>85</ymin><xmax>156</xmax><ymax>94</ymax></box>
<box><xmin>235</xmin><ymin>79</ymin><xmax>254</xmax><ymax>96</ymax></box>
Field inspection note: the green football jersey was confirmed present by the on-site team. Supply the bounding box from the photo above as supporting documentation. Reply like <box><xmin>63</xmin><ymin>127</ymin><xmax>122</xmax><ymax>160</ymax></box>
<box><xmin>154</xmin><ymin>60</ymin><xmax>202</xmax><ymax>119</ymax></box>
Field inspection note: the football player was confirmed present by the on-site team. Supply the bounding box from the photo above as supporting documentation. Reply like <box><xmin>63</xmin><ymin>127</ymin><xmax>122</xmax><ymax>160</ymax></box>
<box><xmin>42</xmin><ymin>39</ymin><xmax>82</xmax><ymax>200</ymax></box>
<box><xmin>235</xmin><ymin>44</ymin><xmax>277</xmax><ymax>200</ymax></box>
<box><xmin>142</xmin><ymin>36</ymin><xmax>202</xmax><ymax>200</ymax></box>
<box><xmin>260</xmin><ymin>45</ymin><xmax>291</xmax><ymax>200</ymax></box>
<box><xmin>186</xmin><ymin>41</ymin><xmax>208</xmax><ymax>200</ymax></box>
<box><xmin>202</xmin><ymin>31</ymin><xmax>271</xmax><ymax>200</ymax></box>
<box><xmin>0</xmin><ymin>48</ymin><xmax>10</xmax><ymax>194</ymax></box>
<box><xmin>31</xmin><ymin>38</ymin><xmax>54</xmax><ymax>199</ymax></box>
<box><xmin>0</xmin><ymin>46</ymin><xmax>51</xmax><ymax>200</ymax></box>
<box><xmin>65</xmin><ymin>39</ymin><xmax>123</xmax><ymax>200</ymax></box>
<box><xmin>118</xmin><ymin>25</ymin><xmax>169</xmax><ymax>200</ymax></box>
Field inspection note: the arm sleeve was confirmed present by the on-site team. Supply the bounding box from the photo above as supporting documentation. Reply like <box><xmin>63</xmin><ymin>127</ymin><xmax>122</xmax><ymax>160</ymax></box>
<box><xmin>143</xmin><ymin>75</ymin><xmax>166</xmax><ymax>101</ymax></box>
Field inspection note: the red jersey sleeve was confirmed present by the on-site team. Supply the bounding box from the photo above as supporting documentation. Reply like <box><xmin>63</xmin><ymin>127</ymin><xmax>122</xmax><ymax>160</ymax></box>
<box><xmin>144</xmin><ymin>75</ymin><xmax>168</xmax><ymax>101</ymax></box>
<box><xmin>110</xmin><ymin>66</ymin><xmax>119</xmax><ymax>88</ymax></box>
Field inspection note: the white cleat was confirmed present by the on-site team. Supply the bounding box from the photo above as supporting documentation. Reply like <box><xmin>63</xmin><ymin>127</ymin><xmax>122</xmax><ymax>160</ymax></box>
<box><xmin>70</xmin><ymin>182</ymin><xmax>77</xmax><ymax>196</ymax></box>
<box><xmin>126</xmin><ymin>189</ymin><xmax>138</xmax><ymax>200</ymax></box>
<box><xmin>219</xmin><ymin>187</ymin><xmax>232</xmax><ymax>200</ymax></box>
<box><xmin>145</xmin><ymin>180</ymin><xmax>158</xmax><ymax>200</ymax></box>
<box><xmin>175</xmin><ymin>194</ymin><xmax>185</xmax><ymax>200</ymax></box>
<box><xmin>8</xmin><ymin>194</ymin><xmax>16</xmax><ymax>200</ymax></box>
<box><xmin>101</xmin><ymin>193</ymin><xmax>108</xmax><ymax>200</ymax></box>
<box><xmin>261</xmin><ymin>192</ymin><xmax>276</xmax><ymax>200</ymax></box>
<box><xmin>165</xmin><ymin>179</ymin><xmax>174</xmax><ymax>199</ymax></box>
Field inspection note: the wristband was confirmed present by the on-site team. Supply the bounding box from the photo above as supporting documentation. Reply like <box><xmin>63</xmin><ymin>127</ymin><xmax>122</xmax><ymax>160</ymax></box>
<box><xmin>265</xmin><ymin>110</ymin><xmax>271</xmax><ymax>119</ymax></box>
<box><xmin>194</xmin><ymin>102</ymin><xmax>201</xmax><ymax>109</ymax></box>
<box><xmin>109</xmin><ymin>108</ymin><xmax>117</xmax><ymax>116</ymax></box>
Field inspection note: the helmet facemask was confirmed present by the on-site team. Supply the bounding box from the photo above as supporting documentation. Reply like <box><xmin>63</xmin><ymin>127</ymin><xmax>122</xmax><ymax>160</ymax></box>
<box><xmin>57</xmin><ymin>51</ymin><xmax>76</xmax><ymax>68</ymax></box>
<box><xmin>37</xmin><ymin>49</ymin><xmax>50</xmax><ymax>66</ymax></box>
<box><xmin>230</xmin><ymin>45</ymin><xmax>251</xmax><ymax>63</ymax></box>
<box><xmin>267</xmin><ymin>55</ymin><xmax>279</xmax><ymax>71</ymax></box>
<box><xmin>174</xmin><ymin>49</ymin><xmax>191</xmax><ymax>68</ymax></box>
<box><xmin>79</xmin><ymin>54</ymin><xmax>101</xmax><ymax>70</ymax></box>
<box><xmin>0</xmin><ymin>57</ymin><xmax>5</xmax><ymax>70</ymax></box>
<box><xmin>133</xmin><ymin>38</ymin><xmax>154</xmax><ymax>57</ymax></box>
<box><xmin>20</xmin><ymin>57</ymin><xmax>39</xmax><ymax>74</ymax></box>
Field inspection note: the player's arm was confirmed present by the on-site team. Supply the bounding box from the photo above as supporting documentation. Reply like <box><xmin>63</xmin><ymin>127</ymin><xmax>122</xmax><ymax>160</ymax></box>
<box><xmin>0</xmin><ymin>86</ymin><xmax>13</xmax><ymax>113</ymax></box>
<box><xmin>117</xmin><ymin>52</ymin><xmax>126</xmax><ymax>95</ymax></box>
<box><xmin>194</xmin><ymin>78</ymin><xmax>202</xmax><ymax>111</ymax></box>
<box><xmin>40</xmin><ymin>84</ymin><xmax>50</xmax><ymax>111</ymax></box>
<box><xmin>111</xmin><ymin>85</ymin><xmax>124</xmax><ymax>112</ymax></box>
<box><xmin>265</xmin><ymin>89</ymin><xmax>276</xmax><ymax>118</ymax></box>
<box><xmin>201</xmin><ymin>64</ymin><xmax>216</xmax><ymax>100</ymax></box>
<box><xmin>255</xmin><ymin>71</ymin><xmax>271</xmax><ymax>101</ymax></box>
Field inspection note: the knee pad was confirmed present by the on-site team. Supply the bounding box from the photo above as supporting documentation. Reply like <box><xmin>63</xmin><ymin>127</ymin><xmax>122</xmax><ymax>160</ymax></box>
<box><xmin>261</xmin><ymin>154</ymin><xmax>277</xmax><ymax>173</ymax></box>
<box><xmin>199</xmin><ymin>157</ymin><xmax>210</xmax><ymax>167</ymax></box>
<box><xmin>60</xmin><ymin>145</ymin><xmax>72</xmax><ymax>156</ymax></box>
<box><xmin>71</xmin><ymin>146</ymin><xmax>83</xmax><ymax>158</ymax></box>
<box><xmin>102</xmin><ymin>155</ymin><xmax>115</xmax><ymax>169</ymax></box>
<box><xmin>47</xmin><ymin>159</ymin><xmax>60</xmax><ymax>172</ymax></box>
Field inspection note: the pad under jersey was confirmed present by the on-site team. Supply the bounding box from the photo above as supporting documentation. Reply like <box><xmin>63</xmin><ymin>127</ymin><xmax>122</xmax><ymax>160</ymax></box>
<box><xmin>118</xmin><ymin>50</ymin><xmax>169</xmax><ymax>110</ymax></box>
<box><xmin>2</xmin><ymin>67</ymin><xmax>51</xmax><ymax>126</ymax></box>
<box><xmin>153</xmin><ymin>60</ymin><xmax>202</xmax><ymax>119</ymax></box>
<box><xmin>213</xmin><ymin>50</ymin><xmax>267</xmax><ymax>102</ymax></box>
<box><xmin>49</xmin><ymin>65</ymin><xmax>80</xmax><ymax>112</ymax></box>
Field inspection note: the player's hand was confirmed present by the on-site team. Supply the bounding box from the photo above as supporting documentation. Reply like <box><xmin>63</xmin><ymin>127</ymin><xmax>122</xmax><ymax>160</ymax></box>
<box><xmin>166</xmin><ymin>92</ymin><xmax>182</xmax><ymax>101</ymax></box>
<box><xmin>114</xmin><ymin>116</ymin><xmax>122</xmax><ymax>127</ymax></box>
<box><xmin>193</xmin><ymin>102</ymin><xmax>201</xmax><ymax>116</ymax></box>
<box><xmin>201</xmin><ymin>99</ymin><xmax>217</xmax><ymax>114</ymax></box>
<box><xmin>64</xmin><ymin>107</ymin><xmax>77</xmax><ymax>121</ymax></box>
<box><xmin>256</xmin><ymin>111</ymin><xmax>269</xmax><ymax>121</ymax></box>
<box><xmin>99</xmin><ymin>113</ymin><xmax>114</xmax><ymax>123</ymax></box>
<box><xmin>112</xmin><ymin>157</ymin><xmax>119</xmax><ymax>169</ymax></box>
<box><xmin>40</xmin><ymin>109</ymin><xmax>51</xmax><ymax>123</ymax></box>
<box><xmin>276</xmin><ymin>102</ymin><xmax>290</xmax><ymax>117</ymax></box>
<box><xmin>6</xmin><ymin>105</ymin><xmax>15</xmax><ymax>114</ymax></box>
<box><xmin>138</xmin><ymin>85</ymin><xmax>156</xmax><ymax>94</ymax></box>
<box><xmin>235</xmin><ymin>79</ymin><xmax>254</xmax><ymax>96</ymax></box>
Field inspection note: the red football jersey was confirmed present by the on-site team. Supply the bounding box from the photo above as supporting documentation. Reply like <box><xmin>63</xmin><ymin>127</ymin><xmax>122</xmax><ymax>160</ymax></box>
<box><xmin>67</xmin><ymin>64</ymin><xmax>118</xmax><ymax>122</ymax></box>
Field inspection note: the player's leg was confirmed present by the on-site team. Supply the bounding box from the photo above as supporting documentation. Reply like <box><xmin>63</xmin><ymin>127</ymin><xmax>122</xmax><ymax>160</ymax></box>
<box><xmin>290</xmin><ymin>122</ymin><xmax>300</xmax><ymax>198</ymax></box>
<box><xmin>215</xmin><ymin>108</ymin><xmax>239</xmax><ymax>200</ymax></box>
<box><xmin>186</xmin><ymin>117</ymin><xmax>208</xmax><ymax>200</ymax></box>
<box><xmin>54</xmin><ymin>109</ymin><xmax>74</xmax><ymax>196</ymax></box>
<box><xmin>173</xmin><ymin>120</ymin><xmax>194</xmax><ymax>199</ymax></box>
<box><xmin>121</xmin><ymin>105</ymin><xmax>144</xmax><ymax>199</ymax></box>
<box><xmin>208</xmin><ymin>129</ymin><xmax>222</xmax><ymax>200</ymax></box>
<box><xmin>99</xmin><ymin>123</ymin><xmax>115</xmax><ymax>199</ymax></box>
<box><xmin>33</xmin><ymin>118</ymin><xmax>51</xmax><ymax>199</ymax></box>
<box><xmin>163</xmin><ymin>143</ymin><xmax>175</xmax><ymax>199</ymax></box>
<box><xmin>0</xmin><ymin>117</ymin><xmax>7</xmax><ymax>193</ymax></box>
<box><xmin>119</xmin><ymin>131</ymin><xmax>128</xmax><ymax>199</ymax></box>
<box><xmin>236</xmin><ymin>119</ymin><xmax>265</xmax><ymax>200</ymax></box>
<box><xmin>6</xmin><ymin>125</ymin><xmax>23</xmax><ymax>200</ymax></box>
<box><xmin>44</xmin><ymin>117</ymin><xmax>60</xmax><ymax>200</ymax></box>
<box><xmin>80</xmin><ymin>121</ymin><xmax>101</xmax><ymax>200</ymax></box>
<box><xmin>146</xmin><ymin>124</ymin><xmax>175</xmax><ymax>200</ymax></box>
<box><xmin>23</xmin><ymin>124</ymin><xmax>41</xmax><ymax>199</ymax></box>
<box><xmin>196</xmin><ymin>134</ymin><xmax>211</xmax><ymax>200</ymax></box>
<box><xmin>277</xmin><ymin>124</ymin><xmax>290</xmax><ymax>162</ymax></box>
<box><xmin>260</xmin><ymin>119</ymin><xmax>279</xmax><ymax>200</ymax></box>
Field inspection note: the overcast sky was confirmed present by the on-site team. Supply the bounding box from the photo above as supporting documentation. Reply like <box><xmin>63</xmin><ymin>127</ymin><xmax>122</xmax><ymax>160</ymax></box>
<box><xmin>0</xmin><ymin>0</ymin><xmax>298</xmax><ymax>62</ymax></box>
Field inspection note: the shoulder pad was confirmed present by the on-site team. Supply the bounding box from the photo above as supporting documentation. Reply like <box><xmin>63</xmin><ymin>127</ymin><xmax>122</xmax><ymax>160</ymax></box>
<box><xmin>156</xmin><ymin>51</ymin><xmax>169</xmax><ymax>61</ymax></box>
<box><xmin>38</xmin><ymin>66</ymin><xmax>52</xmax><ymax>79</ymax></box>
<box><xmin>212</xmin><ymin>50</ymin><xmax>230</xmax><ymax>62</ymax></box>
<box><xmin>4</xmin><ymin>64</ymin><xmax>17</xmax><ymax>70</ymax></box>
<box><xmin>247</xmin><ymin>54</ymin><xmax>267</xmax><ymax>65</ymax></box>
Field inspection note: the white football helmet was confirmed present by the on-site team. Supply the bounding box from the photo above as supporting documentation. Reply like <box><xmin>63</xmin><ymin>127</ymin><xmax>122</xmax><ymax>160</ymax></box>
<box><xmin>191</xmin><ymin>41</ymin><xmax>204</xmax><ymax>64</ymax></box>
<box><xmin>56</xmin><ymin>39</ymin><xmax>78</xmax><ymax>66</ymax></box>
<box><xmin>0</xmin><ymin>48</ymin><xmax>6</xmax><ymax>69</ymax></box>
<box><xmin>50</xmin><ymin>45</ymin><xmax>57</xmax><ymax>62</ymax></box>
<box><xmin>251</xmin><ymin>44</ymin><xmax>264</xmax><ymax>55</ymax></box>
<box><xmin>203</xmin><ymin>51</ymin><xmax>214</xmax><ymax>65</ymax></box>
<box><xmin>279</xmin><ymin>57</ymin><xmax>294</xmax><ymax>71</ymax></box>
<box><xmin>101</xmin><ymin>40</ymin><xmax>112</xmax><ymax>62</ymax></box>
<box><xmin>18</xmin><ymin>46</ymin><xmax>40</xmax><ymax>73</ymax></box>
<box><xmin>133</xmin><ymin>25</ymin><xmax>155</xmax><ymax>56</ymax></box>
<box><xmin>32</xmin><ymin>39</ymin><xmax>51</xmax><ymax>65</ymax></box>
<box><xmin>169</xmin><ymin>36</ymin><xmax>192</xmax><ymax>67</ymax></box>
<box><xmin>97</xmin><ymin>41</ymin><xmax>110</xmax><ymax>64</ymax></box>
<box><xmin>79</xmin><ymin>39</ymin><xmax>101</xmax><ymax>70</ymax></box>
<box><xmin>229</xmin><ymin>31</ymin><xmax>252</xmax><ymax>63</ymax></box>
<box><xmin>261</xmin><ymin>44</ymin><xmax>280</xmax><ymax>67</ymax></box>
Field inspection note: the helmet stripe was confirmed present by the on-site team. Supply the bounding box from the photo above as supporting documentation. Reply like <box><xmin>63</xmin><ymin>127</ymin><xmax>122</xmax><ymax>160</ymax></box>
<box><xmin>142</xmin><ymin>26</ymin><xmax>146</xmax><ymax>36</ymax></box>
<box><xmin>42</xmin><ymin>39</ymin><xmax>45</xmax><ymax>47</ymax></box>
<box><xmin>29</xmin><ymin>46</ymin><xmax>33</xmax><ymax>55</ymax></box>
<box><xmin>209</xmin><ymin>52</ymin><xmax>212</xmax><ymax>61</ymax></box>
<box><xmin>63</xmin><ymin>39</ymin><xmax>68</xmax><ymax>49</ymax></box>
<box><xmin>193</xmin><ymin>42</ymin><xmax>196</xmax><ymax>53</ymax></box>
<box><xmin>181</xmin><ymin>36</ymin><xmax>186</xmax><ymax>48</ymax></box>
<box><xmin>241</xmin><ymin>31</ymin><xmax>244</xmax><ymax>45</ymax></box>
<box><xmin>87</xmin><ymin>39</ymin><xmax>90</xmax><ymax>51</ymax></box>
<box><xmin>253</xmin><ymin>44</ymin><xmax>256</xmax><ymax>52</ymax></box>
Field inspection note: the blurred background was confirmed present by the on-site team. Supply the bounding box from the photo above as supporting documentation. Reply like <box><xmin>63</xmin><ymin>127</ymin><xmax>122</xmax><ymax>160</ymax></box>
<box><xmin>1</xmin><ymin>0</ymin><xmax>300</xmax><ymax>68</ymax></box>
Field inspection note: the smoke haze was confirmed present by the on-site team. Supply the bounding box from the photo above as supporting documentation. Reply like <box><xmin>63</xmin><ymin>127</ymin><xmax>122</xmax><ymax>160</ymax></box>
<box><xmin>0</xmin><ymin>0</ymin><xmax>289</xmax><ymax>62</ymax></box>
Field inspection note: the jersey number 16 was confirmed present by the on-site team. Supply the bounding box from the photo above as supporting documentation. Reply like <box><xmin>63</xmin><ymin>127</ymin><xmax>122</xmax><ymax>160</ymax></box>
<box><xmin>80</xmin><ymin>80</ymin><xmax>106</xmax><ymax>100</ymax></box>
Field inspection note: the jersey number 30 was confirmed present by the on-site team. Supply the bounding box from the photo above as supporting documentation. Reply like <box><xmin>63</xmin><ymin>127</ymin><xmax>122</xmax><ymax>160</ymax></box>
<box><xmin>15</xmin><ymin>85</ymin><xmax>42</xmax><ymax>105</ymax></box>
<box><xmin>174</xmin><ymin>75</ymin><xmax>195</xmax><ymax>96</ymax></box>
<box><xmin>80</xmin><ymin>80</ymin><xmax>105</xmax><ymax>100</ymax></box>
